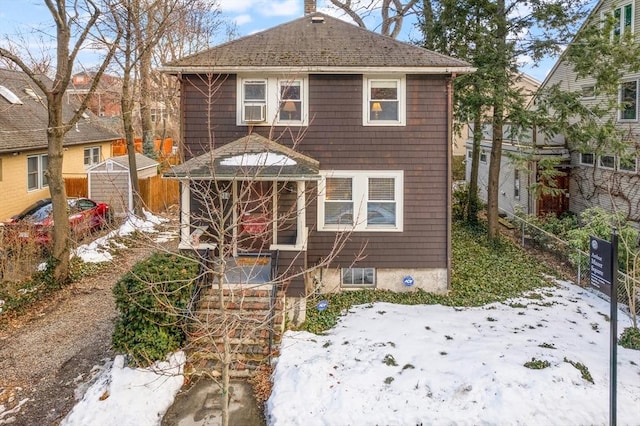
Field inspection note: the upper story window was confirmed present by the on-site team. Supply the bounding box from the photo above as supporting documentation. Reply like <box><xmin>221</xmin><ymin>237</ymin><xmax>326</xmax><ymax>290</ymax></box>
<box><xmin>603</xmin><ymin>3</ymin><xmax>634</xmax><ymax>40</ymax></box>
<box><xmin>27</xmin><ymin>154</ymin><xmax>48</xmax><ymax>191</ymax></box>
<box><xmin>363</xmin><ymin>76</ymin><xmax>406</xmax><ymax>126</ymax></box>
<box><xmin>237</xmin><ymin>76</ymin><xmax>307</xmax><ymax>126</ymax></box>
<box><xmin>613</xmin><ymin>3</ymin><xmax>634</xmax><ymax>39</ymax></box>
<box><xmin>84</xmin><ymin>146</ymin><xmax>101</xmax><ymax>167</ymax></box>
<box><xmin>318</xmin><ymin>170</ymin><xmax>403</xmax><ymax>232</ymax></box>
<box><xmin>619</xmin><ymin>80</ymin><xmax>638</xmax><ymax>121</ymax></box>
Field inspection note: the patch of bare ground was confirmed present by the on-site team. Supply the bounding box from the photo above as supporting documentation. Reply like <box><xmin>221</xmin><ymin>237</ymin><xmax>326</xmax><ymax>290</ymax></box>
<box><xmin>0</xmin><ymin>219</ymin><xmax>178</xmax><ymax>425</ymax></box>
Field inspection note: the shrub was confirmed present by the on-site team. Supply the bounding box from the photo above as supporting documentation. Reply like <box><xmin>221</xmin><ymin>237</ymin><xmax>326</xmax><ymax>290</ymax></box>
<box><xmin>619</xmin><ymin>327</ymin><xmax>640</xmax><ymax>350</ymax></box>
<box><xmin>566</xmin><ymin>207</ymin><xmax>638</xmax><ymax>272</ymax></box>
<box><xmin>112</xmin><ymin>252</ymin><xmax>199</xmax><ymax>367</ymax></box>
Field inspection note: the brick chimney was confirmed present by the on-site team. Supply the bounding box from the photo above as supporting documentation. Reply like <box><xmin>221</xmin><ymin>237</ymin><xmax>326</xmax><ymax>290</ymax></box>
<box><xmin>304</xmin><ymin>0</ymin><xmax>316</xmax><ymax>15</ymax></box>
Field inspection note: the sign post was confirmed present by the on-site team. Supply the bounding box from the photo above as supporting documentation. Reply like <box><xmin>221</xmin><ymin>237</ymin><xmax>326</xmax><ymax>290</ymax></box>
<box><xmin>590</xmin><ymin>233</ymin><xmax>618</xmax><ymax>426</ymax></box>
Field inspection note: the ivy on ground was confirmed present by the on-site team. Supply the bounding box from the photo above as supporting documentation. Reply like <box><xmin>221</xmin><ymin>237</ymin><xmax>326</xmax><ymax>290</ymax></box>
<box><xmin>302</xmin><ymin>221</ymin><xmax>552</xmax><ymax>334</ymax></box>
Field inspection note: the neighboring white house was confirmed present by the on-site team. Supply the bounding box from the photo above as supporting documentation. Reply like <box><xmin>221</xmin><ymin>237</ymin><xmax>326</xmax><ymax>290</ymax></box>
<box><xmin>463</xmin><ymin>73</ymin><xmax>572</xmax><ymax>218</ymax></box>
<box><xmin>536</xmin><ymin>0</ymin><xmax>640</xmax><ymax>224</ymax></box>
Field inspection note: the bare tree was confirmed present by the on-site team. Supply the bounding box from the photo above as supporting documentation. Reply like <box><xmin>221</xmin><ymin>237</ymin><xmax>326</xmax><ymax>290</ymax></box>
<box><xmin>327</xmin><ymin>0</ymin><xmax>419</xmax><ymax>38</ymax></box>
<box><xmin>0</xmin><ymin>0</ymin><xmax>122</xmax><ymax>283</ymax></box>
<box><xmin>107</xmin><ymin>0</ymin><xmax>227</xmax><ymax>216</ymax></box>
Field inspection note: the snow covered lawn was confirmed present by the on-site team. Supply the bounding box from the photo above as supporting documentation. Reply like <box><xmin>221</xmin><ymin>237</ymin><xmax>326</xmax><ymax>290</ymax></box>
<box><xmin>267</xmin><ymin>281</ymin><xmax>640</xmax><ymax>425</ymax></box>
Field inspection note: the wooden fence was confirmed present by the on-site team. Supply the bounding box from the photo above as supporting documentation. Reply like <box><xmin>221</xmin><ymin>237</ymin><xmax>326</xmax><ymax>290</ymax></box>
<box><xmin>65</xmin><ymin>177</ymin><xmax>89</xmax><ymax>198</ymax></box>
<box><xmin>64</xmin><ymin>174</ymin><xmax>179</xmax><ymax>214</ymax></box>
<box><xmin>139</xmin><ymin>174</ymin><xmax>180</xmax><ymax>213</ymax></box>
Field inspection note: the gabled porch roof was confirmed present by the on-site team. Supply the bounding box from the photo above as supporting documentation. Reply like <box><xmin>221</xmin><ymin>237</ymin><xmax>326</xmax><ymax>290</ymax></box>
<box><xmin>164</xmin><ymin>134</ymin><xmax>320</xmax><ymax>181</ymax></box>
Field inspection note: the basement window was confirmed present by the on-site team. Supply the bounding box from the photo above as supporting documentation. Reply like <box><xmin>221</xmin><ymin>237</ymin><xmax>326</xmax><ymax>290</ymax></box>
<box><xmin>341</xmin><ymin>267</ymin><xmax>375</xmax><ymax>287</ymax></box>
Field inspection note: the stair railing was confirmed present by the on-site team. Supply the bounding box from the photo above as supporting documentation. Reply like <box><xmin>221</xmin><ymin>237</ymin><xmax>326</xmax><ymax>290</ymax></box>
<box><xmin>268</xmin><ymin>249</ymin><xmax>280</xmax><ymax>363</ymax></box>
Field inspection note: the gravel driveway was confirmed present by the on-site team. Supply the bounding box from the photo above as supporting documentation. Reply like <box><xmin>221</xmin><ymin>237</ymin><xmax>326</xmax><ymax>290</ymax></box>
<box><xmin>0</xmin><ymin>235</ymin><xmax>177</xmax><ymax>425</ymax></box>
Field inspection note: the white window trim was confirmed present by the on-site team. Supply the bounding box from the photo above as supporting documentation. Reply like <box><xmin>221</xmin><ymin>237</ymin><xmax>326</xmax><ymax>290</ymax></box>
<box><xmin>84</xmin><ymin>146</ymin><xmax>101</xmax><ymax>167</ymax></box>
<box><xmin>27</xmin><ymin>153</ymin><xmax>48</xmax><ymax>192</ymax></box>
<box><xmin>618</xmin><ymin>155</ymin><xmax>638</xmax><ymax>173</ymax></box>
<box><xmin>598</xmin><ymin>154</ymin><xmax>616</xmax><ymax>170</ymax></box>
<box><xmin>618</xmin><ymin>79</ymin><xmax>638</xmax><ymax>122</ymax></box>
<box><xmin>581</xmin><ymin>85</ymin><xmax>596</xmax><ymax>100</ymax></box>
<box><xmin>362</xmin><ymin>75</ymin><xmax>406</xmax><ymax>126</ymax></box>
<box><xmin>341</xmin><ymin>267</ymin><xmax>376</xmax><ymax>287</ymax></box>
<box><xmin>602</xmin><ymin>2</ymin><xmax>635</xmax><ymax>38</ymax></box>
<box><xmin>236</xmin><ymin>76</ymin><xmax>308</xmax><ymax>126</ymax></box>
<box><xmin>317</xmin><ymin>170</ymin><xmax>403</xmax><ymax>232</ymax></box>
<box><xmin>480</xmin><ymin>151</ymin><xmax>487</xmax><ymax>164</ymax></box>
<box><xmin>579</xmin><ymin>152</ymin><xmax>595</xmax><ymax>166</ymax></box>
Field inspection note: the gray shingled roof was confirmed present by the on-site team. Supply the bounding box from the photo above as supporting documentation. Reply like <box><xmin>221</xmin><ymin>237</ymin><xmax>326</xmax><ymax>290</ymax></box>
<box><xmin>163</xmin><ymin>13</ymin><xmax>472</xmax><ymax>73</ymax></box>
<box><xmin>0</xmin><ymin>68</ymin><xmax>121</xmax><ymax>154</ymax></box>
<box><xmin>164</xmin><ymin>134</ymin><xmax>320</xmax><ymax>180</ymax></box>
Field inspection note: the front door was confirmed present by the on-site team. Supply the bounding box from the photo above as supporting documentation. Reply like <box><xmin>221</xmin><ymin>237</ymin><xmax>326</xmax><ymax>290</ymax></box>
<box><xmin>537</xmin><ymin>169</ymin><xmax>569</xmax><ymax>217</ymax></box>
<box><xmin>236</xmin><ymin>181</ymin><xmax>273</xmax><ymax>254</ymax></box>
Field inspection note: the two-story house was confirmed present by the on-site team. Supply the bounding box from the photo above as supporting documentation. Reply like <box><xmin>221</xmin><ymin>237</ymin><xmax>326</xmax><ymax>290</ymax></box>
<box><xmin>162</xmin><ymin>5</ymin><xmax>473</xmax><ymax>300</ymax></box>
<box><xmin>0</xmin><ymin>68</ymin><xmax>121</xmax><ymax>220</ymax></box>
<box><xmin>539</xmin><ymin>0</ymin><xmax>640</xmax><ymax>225</ymax></box>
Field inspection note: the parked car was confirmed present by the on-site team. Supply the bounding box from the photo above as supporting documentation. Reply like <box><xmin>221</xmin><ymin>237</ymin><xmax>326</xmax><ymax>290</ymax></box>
<box><xmin>3</xmin><ymin>198</ymin><xmax>112</xmax><ymax>246</ymax></box>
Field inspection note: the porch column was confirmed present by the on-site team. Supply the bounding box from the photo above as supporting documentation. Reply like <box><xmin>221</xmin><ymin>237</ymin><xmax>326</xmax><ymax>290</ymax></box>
<box><xmin>180</xmin><ymin>179</ymin><xmax>191</xmax><ymax>247</ymax></box>
<box><xmin>296</xmin><ymin>180</ymin><xmax>307</xmax><ymax>249</ymax></box>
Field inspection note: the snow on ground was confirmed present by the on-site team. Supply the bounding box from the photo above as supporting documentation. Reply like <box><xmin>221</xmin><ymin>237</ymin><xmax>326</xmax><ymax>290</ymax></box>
<box><xmin>4</xmin><ymin>212</ymin><xmax>639</xmax><ymax>425</ymax></box>
<box><xmin>61</xmin><ymin>352</ymin><xmax>185</xmax><ymax>426</ymax></box>
<box><xmin>73</xmin><ymin>210</ymin><xmax>173</xmax><ymax>263</ymax></box>
<box><xmin>267</xmin><ymin>281</ymin><xmax>640</xmax><ymax>426</ymax></box>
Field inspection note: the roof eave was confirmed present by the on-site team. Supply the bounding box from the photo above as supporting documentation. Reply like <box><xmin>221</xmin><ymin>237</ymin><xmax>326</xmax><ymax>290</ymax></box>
<box><xmin>160</xmin><ymin>65</ymin><xmax>476</xmax><ymax>75</ymax></box>
<box><xmin>163</xmin><ymin>173</ymin><xmax>322</xmax><ymax>181</ymax></box>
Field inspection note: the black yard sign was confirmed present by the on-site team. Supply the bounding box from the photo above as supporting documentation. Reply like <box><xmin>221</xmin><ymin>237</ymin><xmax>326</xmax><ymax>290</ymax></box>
<box><xmin>590</xmin><ymin>236</ymin><xmax>612</xmax><ymax>295</ymax></box>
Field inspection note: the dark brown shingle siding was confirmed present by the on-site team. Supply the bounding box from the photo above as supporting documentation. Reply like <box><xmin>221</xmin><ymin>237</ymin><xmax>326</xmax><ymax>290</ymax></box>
<box><xmin>181</xmin><ymin>73</ymin><xmax>448</xmax><ymax>270</ymax></box>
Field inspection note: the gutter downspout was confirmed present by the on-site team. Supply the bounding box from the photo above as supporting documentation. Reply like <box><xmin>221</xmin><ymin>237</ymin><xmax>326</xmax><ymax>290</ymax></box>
<box><xmin>446</xmin><ymin>73</ymin><xmax>456</xmax><ymax>290</ymax></box>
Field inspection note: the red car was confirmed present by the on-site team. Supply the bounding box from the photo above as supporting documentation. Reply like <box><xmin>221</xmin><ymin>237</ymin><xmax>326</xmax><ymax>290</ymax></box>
<box><xmin>3</xmin><ymin>197</ymin><xmax>112</xmax><ymax>246</ymax></box>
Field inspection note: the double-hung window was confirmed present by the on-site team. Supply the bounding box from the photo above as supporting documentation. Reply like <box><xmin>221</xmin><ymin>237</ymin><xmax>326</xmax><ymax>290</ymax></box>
<box><xmin>612</xmin><ymin>3</ymin><xmax>634</xmax><ymax>40</ymax></box>
<box><xmin>27</xmin><ymin>154</ymin><xmax>48</xmax><ymax>191</ymax></box>
<box><xmin>238</xmin><ymin>76</ymin><xmax>307</xmax><ymax>126</ymax></box>
<box><xmin>319</xmin><ymin>170</ymin><xmax>403</xmax><ymax>232</ymax></box>
<box><xmin>619</xmin><ymin>80</ymin><xmax>638</xmax><ymax>121</ymax></box>
<box><xmin>84</xmin><ymin>146</ymin><xmax>101</xmax><ymax>167</ymax></box>
<box><xmin>279</xmin><ymin>80</ymin><xmax>302</xmax><ymax>122</ymax></box>
<box><xmin>242</xmin><ymin>79</ymin><xmax>267</xmax><ymax>122</ymax></box>
<box><xmin>363</xmin><ymin>76</ymin><xmax>406</xmax><ymax>126</ymax></box>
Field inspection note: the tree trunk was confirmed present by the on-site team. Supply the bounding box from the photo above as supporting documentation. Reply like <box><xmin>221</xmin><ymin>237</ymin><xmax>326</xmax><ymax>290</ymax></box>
<box><xmin>487</xmin><ymin>103</ymin><xmax>504</xmax><ymax>240</ymax></box>
<box><xmin>122</xmin><ymin>80</ymin><xmax>143</xmax><ymax>217</ymax></box>
<box><xmin>47</xmin><ymin>115</ymin><xmax>70</xmax><ymax>283</ymax></box>
<box><xmin>121</xmin><ymin>4</ymin><xmax>143</xmax><ymax>217</ymax></box>
<box><xmin>466</xmin><ymin>109</ymin><xmax>482</xmax><ymax>224</ymax></box>
<box><xmin>486</xmin><ymin>0</ymin><xmax>508</xmax><ymax>241</ymax></box>
<box><xmin>139</xmin><ymin>11</ymin><xmax>155</xmax><ymax>158</ymax></box>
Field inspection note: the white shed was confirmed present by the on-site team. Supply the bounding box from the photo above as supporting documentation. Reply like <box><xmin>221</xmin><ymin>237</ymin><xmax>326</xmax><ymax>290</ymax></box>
<box><xmin>87</xmin><ymin>153</ymin><xmax>158</xmax><ymax>215</ymax></box>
